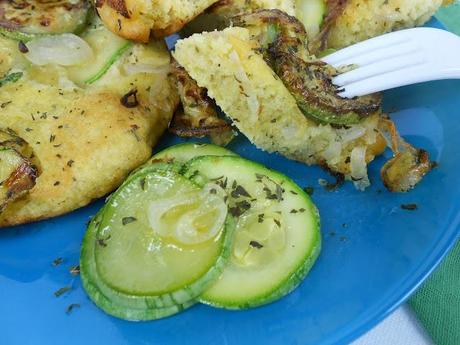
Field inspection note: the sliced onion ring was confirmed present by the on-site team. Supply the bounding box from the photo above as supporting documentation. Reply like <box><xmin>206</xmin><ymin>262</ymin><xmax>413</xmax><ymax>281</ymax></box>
<box><xmin>24</xmin><ymin>34</ymin><xmax>93</xmax><ymax>66</ymax></box>
<box><xmin>148</xmin><ymin>183</ymin><xmax>228</xmax><ymax>245</ymax></box>
<box><xmin>123</xmin><ymin>63</ymin><xmax>170</xmax><ymax>76</ymax></box>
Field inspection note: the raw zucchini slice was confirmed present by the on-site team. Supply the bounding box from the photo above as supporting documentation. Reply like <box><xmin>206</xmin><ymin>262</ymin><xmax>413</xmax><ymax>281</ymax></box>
<box><xmin>81</xmin><ymin>211</ymin><xmax>195</xmax><ymax>321</ymax></box>
<box><xmin>151</xmin><ymin>143</ymin><xmax>238</xmax><ymax>165</ymax></box>
<box><xmin>0</xmin><ymin>0</ymin><xmax>90</xmax><ymax>40</ymax></box>
<box><xmin>66</xmin><ymin>18</ymin><xmax>132</xmax><ymax>85</ymax></box>
<box><xmin>183</xmin><ymin>156</ymin><xmax>321</xmax><ymax>309</ymax></box>
<box><xmin>83</xmin><ymin>164</ymin><xmax>235</xmax><ymax>315</ymax></box>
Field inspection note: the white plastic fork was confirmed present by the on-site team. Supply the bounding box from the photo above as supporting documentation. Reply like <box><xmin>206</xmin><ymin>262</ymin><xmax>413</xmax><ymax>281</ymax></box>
<box><xmin>321</xmin><ymin>27</ymin><xmax>460</xmax><ymax>98</ymax></box>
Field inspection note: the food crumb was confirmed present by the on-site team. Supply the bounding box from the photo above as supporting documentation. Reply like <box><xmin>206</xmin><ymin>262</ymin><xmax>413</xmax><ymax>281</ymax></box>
<box><xmin>69</xmin><ymin>265</ymin><xmax>80</xmax><ymax>276</ymax></box>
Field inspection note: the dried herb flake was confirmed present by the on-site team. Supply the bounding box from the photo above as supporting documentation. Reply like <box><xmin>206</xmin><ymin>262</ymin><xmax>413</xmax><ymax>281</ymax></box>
<box><xmin>122</xmin><ymin>216</ymin><xmax>137</xmax><ymax>225</ymax></box>
<box><xmin>66</xmin><ymin>303</ymin><xmax>80</xmax><ymax>315</ymax></box>
<box><xmin>249</xmin><ymin>240</ymin><xmax>264</xmax><ymax>249</ymax></box>
<box><xmin>52</xmin><ymin>257</ymin><xmax>63</xmax><ymax>267</ymax></box>
<box><xmin>54</xmin><ymin>286</ymin><xmax>71</xmax><ymax>297</ymax></box>
<box><xmin>401</xmin><ymin>203</ymin><xmax>418</xmax><ymax>211</ymax></box>
<box><xmin>121</xmin><ymin>89</ymin><xmax>139</xmax><ymax>108</ymax></box>
<box><xmin>231</xmin><ymin>185</ymin><xmax>251</xmax><ymax>198</ymax></box>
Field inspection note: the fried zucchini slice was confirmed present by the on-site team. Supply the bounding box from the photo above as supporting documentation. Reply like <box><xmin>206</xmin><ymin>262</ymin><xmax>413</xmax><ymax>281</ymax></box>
<box><xmin>0</xmin><ymin>0</ymin><xmax>90</xmax><ymax>40</ymax></box>
<box><xmin>378</xmin><ymin>118</ymin><xmax>435</xmax><ymax>192</ymax></box>
<box><xmin>169</xmin><ymin>60</ymin><xmax>234</xmax><ymax>145</ymax></box>
<box><xmin>234</xmin><ymin>10</ymin><xmax>381</xmax><ymax>126</ymax></box>
<box><xmin>0</xmin><ymin>129</ymin><xmax>38</xmax><ymax>212</ymax></box>
<box><xmin>0</xmin><ymin>147</ymin><xmax>37</xmax><ymax>211</ymax></box>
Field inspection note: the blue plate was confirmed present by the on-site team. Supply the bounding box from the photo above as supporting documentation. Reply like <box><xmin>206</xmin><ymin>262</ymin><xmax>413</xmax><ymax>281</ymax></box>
<box><xmin>1</xmin><ymin>19</ymin><xmax>459</xmax><ymax>345</ymax></box>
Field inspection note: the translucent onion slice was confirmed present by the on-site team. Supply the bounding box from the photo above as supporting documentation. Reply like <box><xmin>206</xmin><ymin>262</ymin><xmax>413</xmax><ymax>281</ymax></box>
<box><xmin>24</xmin><ymin>34</ymin><xmax>93</xmax><ymax>66</ymax></box>
<box><xmin>123</xmin><ymin>63</ymin><xmax>170</xmax><ymax>76</ymax></box>
<box><xmin>232</xmin><ymin>210</ymin><xmax>286</xmax><ymax>267</ymax></box>
<box><xmin>148</xmin><ymin>183</ymin><xmax>228</xmax><ymax>245</ymax></box>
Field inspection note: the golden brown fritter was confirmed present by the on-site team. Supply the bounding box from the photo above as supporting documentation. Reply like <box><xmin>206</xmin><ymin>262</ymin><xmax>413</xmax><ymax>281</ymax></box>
<box><xmin>0</xmin><ymin>34</ymin><xmax>179</xmax><ymax>227</ymax></box>
<box><xmin>95</xmin><ymin>0</ymin><xmax>220</xmax><ymax>41</ymax></box>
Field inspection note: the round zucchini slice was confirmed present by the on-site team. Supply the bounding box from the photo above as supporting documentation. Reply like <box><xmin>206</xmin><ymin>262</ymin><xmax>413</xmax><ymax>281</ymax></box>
<box><xmin>183</xmin><ymin>156</ymin><xmax>321</xmax><ymax>309</ymax></box>
<box><xmin>81</xmin><ymin>211</ymin><xmax>195</xmax><ymax>321</ymax></box>
<box><xmin>82</xmin><ymin>164</ymin><xmax>235</xmax><ymax>316</ymax></box>
<box><xmin>151</xmin><ymin>142</ymin><xmax>238</xmax><ymax>165</ymax></box>
<box><xmin>0</xmin><ymin>0</ymin><xmax>90</xmax><ymax>40</ymax></box>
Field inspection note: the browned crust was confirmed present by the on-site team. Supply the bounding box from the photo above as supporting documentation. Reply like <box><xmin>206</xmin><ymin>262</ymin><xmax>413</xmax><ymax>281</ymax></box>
<box><xmin>95</xmin><ymin>1</ymin><xmax>151</xmax><ymax>42</ymax></box>
<box><xmin>169</xmin><ymin>60</ymin><xmax>232</xmax><ymax>138</ymax></box>
<box><xmin>96</xmin><ymin>0</ymin><xmax>218</xmax><ymax>40</ymax></box>
<box><xmin>4</xmin><ymin>161</ymin><xmax>37</xmax><ymax>199</ymax></box>
<box><xmin>96</xmin><ymin>0</ymin><xmax>130</xmax><ymax>18</ymax></box>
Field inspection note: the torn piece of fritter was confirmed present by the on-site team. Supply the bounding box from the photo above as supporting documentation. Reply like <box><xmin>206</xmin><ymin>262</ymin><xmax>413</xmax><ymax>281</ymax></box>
<box><xmin>95</xmin><ymin>0</ymin><xmax>220</xmax><ymax>41</ymax></box>
<box><xmin>173</xmin><ymin>26</ymin><xmax>434</xmax><ymax>191</ymax></box>
<box><xmin>0</xmin><ymin>28</ymin><xmax>178</xmax><ymax>227</ymax></box>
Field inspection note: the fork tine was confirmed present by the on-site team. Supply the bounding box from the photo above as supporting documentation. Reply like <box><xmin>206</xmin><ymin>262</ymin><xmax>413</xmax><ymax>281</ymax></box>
<box><xmin>321</xmin><ymin>30</ymin><xmax>413</xmax><ymax>66</ymax></box>
<box><xmin>337</xmin><ymin>65</ymin><xmax>435</xmax><ymax>98</ymax></box>
<box><xmin>327</xmin><ymin>42</ymin><xmax>418</xmax><ymax>69</ymax></box>
<box><xmin>333</xmin><ymin>53</ymin><xmax>426</xmax><ymax>86</ymax></box>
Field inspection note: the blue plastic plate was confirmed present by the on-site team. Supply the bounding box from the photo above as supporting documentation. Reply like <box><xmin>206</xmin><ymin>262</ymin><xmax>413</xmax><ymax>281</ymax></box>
<box><xmin>1</xmin><ymin>19</ymin><xmax>459</xmax><ymax>345</ymax></box>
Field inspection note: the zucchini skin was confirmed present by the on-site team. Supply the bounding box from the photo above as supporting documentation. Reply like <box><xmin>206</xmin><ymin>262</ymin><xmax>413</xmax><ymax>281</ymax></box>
<box><xmin>0</xmin><ymin>27</ymin><xmax>34</xmax><ymax>42</ymax></box>
<box><xmin>84</xmin><ymin>42</ymin><xmax>132</xmax><ymax>84</ymax></box>
<box><xmin>81</xmin><ymin>211</ymin><xmax>196</xmax><ymax>321</ymax></box>
<box><xmin>0</xmin><ymin>72</ymin><xmax>23</xmax><ymax>87</ymax></box>
<box><xmin>151</xmin><ymin>142</ymin><xmax>238</xmax><ymax>165</ymax></box>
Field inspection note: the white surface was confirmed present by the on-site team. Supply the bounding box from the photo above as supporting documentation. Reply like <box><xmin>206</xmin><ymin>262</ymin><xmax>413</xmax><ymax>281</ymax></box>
<box><xmin>352</xmin><ymin>305</ymin><xmax>433</xmax><ymax>345</ymax></box>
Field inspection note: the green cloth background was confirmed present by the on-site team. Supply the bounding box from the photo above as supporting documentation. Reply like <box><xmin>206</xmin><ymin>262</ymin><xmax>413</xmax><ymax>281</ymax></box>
<box><xmin>410</xmin><ymin>241</ymin><xmax>460</xmax><ymax>345</ymax></box>
<box><xmin>409</xmin><ymin>4</ymin><xmax>460</xmax><ymax>345</ymax></box>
